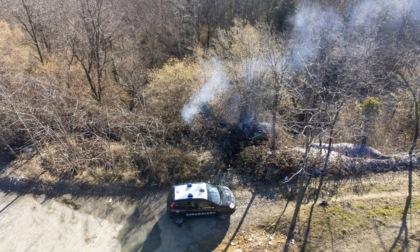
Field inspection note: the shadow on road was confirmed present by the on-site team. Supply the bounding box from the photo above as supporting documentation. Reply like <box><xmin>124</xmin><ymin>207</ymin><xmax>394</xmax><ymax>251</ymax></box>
<box><xmin>0</xmin><ymin>194</ymin><xmax>21</xmax><ymax>214</ymax></box>
<box><xmin>0</xmin><ymin>157</ymin><xmax>283</xmax><ymax>252</ymax></box>
<box><xmin>389</xmin><ymin>152</ymin><xmax>415</xmax><ymax>251</ymax></box>
<box><xmin>0</xmin><ymin>174</ymin><xmax>168</xmax><ymax>201</ymax></box>
<box><xmin>123</xmin><ymin>212</ymin><xmax>230</xmax><ymax>252</ymax></box>
<box><xmin>222</xmin><ymin>191</ymin><xmax>255</xmax><ymax>252</ymax></box>
<box><xmin>116</xmin><ymin>192</ymin><xmax>166</xmax><ymax>252</ymax></box>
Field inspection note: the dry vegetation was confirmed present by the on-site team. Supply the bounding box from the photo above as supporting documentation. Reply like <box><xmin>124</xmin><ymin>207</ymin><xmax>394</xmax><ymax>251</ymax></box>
<box><xmin>0</xmin><ymin>0</ymin><xmax>419</xmax><ymax>250</ymax></box>
<box><xmin>0</xmin><ymin>0</ymin><xmax>418</xmax><ymax>187</ymax></box>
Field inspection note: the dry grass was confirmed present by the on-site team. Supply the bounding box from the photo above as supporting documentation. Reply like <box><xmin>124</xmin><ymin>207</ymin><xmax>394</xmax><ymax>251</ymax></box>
<box><xmin>247</xmin><ymin>172</ymin><xmax>420</xmax><ymax>252</ymax></box>
<box><xmin>212</xmin><ymin>172</ymin><xmax>420</xmax><ymax>252</ymax></box>
<box><xmin>0</xmin><ymin>20</ymin><xmax>33</xmax><ymax>72</ymax></box>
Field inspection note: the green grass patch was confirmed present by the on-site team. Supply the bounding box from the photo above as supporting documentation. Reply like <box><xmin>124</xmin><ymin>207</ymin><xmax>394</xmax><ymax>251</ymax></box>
<box><xmin>366</xmin><ymin>202</ymin><xmax>405</xmax><ymax>218</ymax></box>
<box><xmin>254</xmin><ymin>173</ymin><xmax>420</xmax><ymax>251</ymax></box>
<box><xmin>355</xmin><ymin>202</ymin><xmax>365</xmax><ymax>209</ymax></box>
<box><xmin>296</xmin><ymin>195</ymin><xmax>414</xmax><ymax>250</ymax></box>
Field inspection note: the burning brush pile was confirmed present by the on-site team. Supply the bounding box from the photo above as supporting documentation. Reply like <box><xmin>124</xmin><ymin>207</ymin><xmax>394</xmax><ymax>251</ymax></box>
<box><xmin>176</xmin><ymin>59</ymin><xmax>304</xmax><ymax>181</ymax></box>
<box><xmin>184</xmin><ymin>107</ymin><xmax>301</xmax><ymax>180</ymax></box>
<box><xmin>180</xmin><ymin>59</ymin><xmax>272</xmax><ymax>163</ymax></box>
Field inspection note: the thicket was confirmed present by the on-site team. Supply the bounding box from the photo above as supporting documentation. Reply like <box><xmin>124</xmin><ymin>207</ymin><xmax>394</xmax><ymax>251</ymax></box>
<box><xmin>0</xmin><ymin>0</ymin><xmax>418</xmax><ymax>188</ymax></box>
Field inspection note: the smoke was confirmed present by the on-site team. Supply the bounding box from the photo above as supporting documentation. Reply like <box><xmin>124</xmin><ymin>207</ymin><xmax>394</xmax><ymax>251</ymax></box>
<box><xmin>181</xmin><ymin>57</ymin><xmax>270</xmax><ymax>124</ymax></box>
<box><xmin>349</xmin><ymin>0</ymin><xmax>419</xmax><ymax>36</ymax></box>
<box><xmin>181</xmin><ymin>58</ymin><xmax>229</xmax><ymax>124</ymax></box>
<box><xmin>289</xmin><ymin>0</ymin><xmax>420</xmax><ymax>69</ymax></box>
<box><xmin>290</xmin><ymin>3</ymin><xmax>344</xmax><ymax>70</ymax></box>
<box><xmin>181</xmin><ymin>0</ymin><xmax>419</xmax><ymax>126</ymax></box>
<box><xmin>242</xmin><ymin>58</ymin><xmax>269</xmax><ymax>86</ymax></box>
<box><xmin>351</xmin><ymin>0</ymin><xmax>419</xmax><ymax>23</ymax></box>
<box><xmin>414</xmin><ymin>1</ymin><xmax>420</xmax><ymax>21</ymax></box>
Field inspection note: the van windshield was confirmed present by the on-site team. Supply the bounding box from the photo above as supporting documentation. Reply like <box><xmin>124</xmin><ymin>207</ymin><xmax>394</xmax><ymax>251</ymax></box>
<box><xmin>206</xmin><ymin>184</ymin><xmax>221</xmax><ymax>205</ymax></box>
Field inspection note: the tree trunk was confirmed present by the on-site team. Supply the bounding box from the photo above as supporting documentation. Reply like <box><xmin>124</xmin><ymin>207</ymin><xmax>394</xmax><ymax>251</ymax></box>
<box><xmin>301</xmin><ymin>108</ymin><xmax>341</xmax><ymax>251</ymax></box>
<box><xmin>284</xmin><ymin>175</ymin><xmax>310</xmax><ymax>251</ymax></box>
<box><xmin>284</xmin><ymin>125</ymin><xmax>313</xmax><ymax>251</ymax></box>
<box><xmin>271</xmin><ymin>85</ymin><xmax>280</xmax><ymax>149</ymax></box>
<box><xmin>390</xmin><ymin>74</ymin><xmax>418</xmax><ymax>251</ymax></box>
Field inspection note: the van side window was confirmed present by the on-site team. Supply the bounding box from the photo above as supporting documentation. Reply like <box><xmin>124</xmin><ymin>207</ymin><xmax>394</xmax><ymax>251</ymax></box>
<box><xmin>174</xmin><ymin>201</ymin><xmax>196</xmax><ymax>210</ymax></box>
<box><xmin>198</xmin><ymin>201</ymin><xmax>214</xmax><ymax>209</ymax></box>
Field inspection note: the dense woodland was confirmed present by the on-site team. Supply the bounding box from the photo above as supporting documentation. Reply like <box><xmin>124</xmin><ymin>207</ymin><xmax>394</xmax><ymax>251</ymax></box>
<box><xmin>0</xmin><ymin>0</ymin><xmax>418</xmax><ymax>185</ymax></box>
<box><xmin>0</xmin><ymin>0</ymin><xmax>419</xmax><ymax>250</ymax></box>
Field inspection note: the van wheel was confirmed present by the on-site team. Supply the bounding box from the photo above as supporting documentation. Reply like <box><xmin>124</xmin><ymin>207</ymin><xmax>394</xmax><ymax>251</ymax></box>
<box><xmin>174</xmin><ymin>216</ymin><xmax>184</xmax><ymax>225</ymax></box>
<box><xmin>218</xmin><ymin>213</ymin><xmax>229</xmax><ymax>221</ymax></box>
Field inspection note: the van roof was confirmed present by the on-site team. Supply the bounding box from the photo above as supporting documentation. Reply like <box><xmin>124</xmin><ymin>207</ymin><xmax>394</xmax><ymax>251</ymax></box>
<box><xmin>174</xmin><ymin>183</ymin><xmax>208</xmax><ymax>201</ymax></box>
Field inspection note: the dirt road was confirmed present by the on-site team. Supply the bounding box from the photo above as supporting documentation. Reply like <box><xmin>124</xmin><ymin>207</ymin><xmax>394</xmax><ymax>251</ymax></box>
<box><xmin>0</xmin><ymin>192</ymin><xmax>122</xmax><ymax>251</ymax></box>
<box><xmin>0</xmin><ymin>184</ymin><xmax>278</xmax><ymax>252</ymax></box>
<box><xmin>1</xmin><ymin>156</ymin><xmax>418</xmax><ymax>252</ymax></box>
<box><xmin>0</xmin><ymin>158</ymin><xmax>288</xmax><ymax>252</ymax></box>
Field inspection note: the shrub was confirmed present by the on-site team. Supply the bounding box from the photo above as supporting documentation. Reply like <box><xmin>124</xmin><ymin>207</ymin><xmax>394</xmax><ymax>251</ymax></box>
<box><xmin>360</xmin><ymin>96</ymin><xmax>381</xmax><ymax>117</ymax></box>
<box><xmin>235</xmin><ymin>145</ymin><xmax>301</xmax><ymax>180</ymax></box>
<box><xmin>134</xmin><ymin>148</ymin><xmax>208</xmax><ymax>185</ymax></box>
<box><xmin>144</xmin><ymin>58</ymin><xmax>200</xmax><ymax>124</ymax></box>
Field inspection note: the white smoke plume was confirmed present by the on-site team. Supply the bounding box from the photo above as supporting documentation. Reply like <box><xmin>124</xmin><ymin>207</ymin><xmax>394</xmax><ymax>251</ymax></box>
<box><xmin>290</xmin><ymin>3</ymin><xmax>344</xmax><ymax>70</ymax></box>
<box><xmin>181</xmin><ymin>0</ymin><xmax>420</xmax><ymax>123</ymax></box>
<box><xmin>290</xmin><ymin>0</ymin><xmax>419</xmax><ymax>69</ymax></box>
<box><xmin>349</xmin><ymin>0</ymin><xmax>419</xmax><ymax>36</ymax></box>
<box><xmin>181</xmin><ymin>58</ymin><xmax>229</xmax><ymax>124</ymax></box>
<box><xmin>243</xmin><ymin>58</ymin><xmax>269</xmax><ymax>86</ymax></box>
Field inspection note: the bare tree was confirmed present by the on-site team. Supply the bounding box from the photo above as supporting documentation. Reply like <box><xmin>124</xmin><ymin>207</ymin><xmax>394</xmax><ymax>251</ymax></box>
<box><xmin>260</xmin><ymin>29</ymin><xmax>291</xmax><ymax>150</ymax></box>
<box><xmin>6</xmin><ymin>0</ymin><xmax>59</xmax><ymax>64</ymax></box>
<box><xmin>282</xmin><ymin>2</ymin><xmax>350</xmax><ymax>250</ymax></box>
<box><xmin>182</xmin><ymin>0</ymin><xmax>229</xmax><ymax>49</ymax></box>
<box><xmin>389</xmin><ymin>14</ymin><xmax>420</xmax><ymax>250</ymax></box>
<box><xmin>66</xmin><ymin>0</ymin><xmax>121</xmax><ymax>104</ymax></box>
<box><xmin>299</xmin><ymin>53</ymin><xmax>354</xmax><ymax>251</ymax></box>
